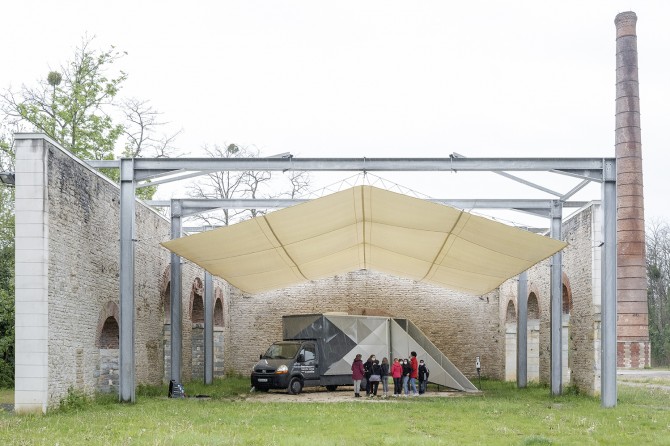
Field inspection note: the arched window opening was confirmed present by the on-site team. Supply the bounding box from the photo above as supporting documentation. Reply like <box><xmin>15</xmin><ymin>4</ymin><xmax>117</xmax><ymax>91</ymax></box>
<box><xmin>506</xmin><ymin>300</ymin><xmax>517</xmax><ymax>323</ymax></box>
<box><xmin>163</xmin><ymin>283</ymin><xmax>171</xmax><ymax>324</ymax></box>
<box><xmin>528</xmin><ymin>293</ymin><xmax>540</xmax><ymax>320</ymax></box>
<box><xmin>192</xmin><ymin>294</ymin><xmax>204</xmax><ymax>323</ymax></box>
<box><xmin>99</xmin><ymin>317</ymin><xmax>119</xmax><ymax>349</ymax></box>
<box><xmin>214</xmin><ymin>298</ymin><xmax>224</xmax><ymax>326</ymax></box>
<box><xmin>562</xmin><ymin>284</ymin><xmax>571</xmax><ymax>315</ymax></box>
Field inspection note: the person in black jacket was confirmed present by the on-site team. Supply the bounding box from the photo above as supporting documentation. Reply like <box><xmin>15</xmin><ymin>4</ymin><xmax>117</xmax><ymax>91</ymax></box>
<box><xmin>364</xmin><ymin>355</ymin><xmax>376</xmax><ymax>396</ymax></box>
<box><xmin>401</xmin><ymin>358</ymin><xmax>412</xmax><ymax>397</ymax></box>
<box><xmin>369</xmin><ymin>359</ymin><xmax>382</xmax><ymax>397</ymax></box>
<box><xmin>418</xmin><ymin>359</ymin><xmax>430</xmax><ymax>394</ymax></box>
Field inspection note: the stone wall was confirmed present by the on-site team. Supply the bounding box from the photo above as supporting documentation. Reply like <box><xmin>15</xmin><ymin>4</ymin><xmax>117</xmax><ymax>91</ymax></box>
<box><xmin>225</xmin><ymin>270</ymin><xmax>503</xmax><ymax>380</ymax></box>
<box><xmin>45</xmin><ymin>142</ymin><xmax>171</xmax><ymax>403</ymax></box>
<box><xmin>15</xmin><ymin>135</ymin><xmax>606</xmax><ymax>410</ymax></box>
<box><xmin>497</xmin><ymin>204</ymin><xmax>600</xmax><ymax>395</ymax></box>
<box><xmin>15</xmin><ymin>136</ymin><xmax>227</xmax><ymax>411</ymax></box>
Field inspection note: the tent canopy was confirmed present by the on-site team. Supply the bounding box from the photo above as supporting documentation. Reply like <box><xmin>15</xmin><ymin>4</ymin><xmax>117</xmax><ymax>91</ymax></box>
<box><xmin>162</xmin><ymin>185</ymin><xmax>566</xmax><ymax>294</ymax></box>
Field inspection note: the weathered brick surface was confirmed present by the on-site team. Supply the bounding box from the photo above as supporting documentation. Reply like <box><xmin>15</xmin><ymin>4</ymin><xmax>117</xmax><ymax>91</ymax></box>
<box><xmin>37</xmin><ymin>140</ymin><xmax>639</xmax><ymax>403</ymax></box>
<box><xmin>43</xmin><ymin>145</ymin><xmax>226</xmax><ymax>405</ymax></box>
<box><xmin>225</xmin><ymin>271</ymin><xmax>503</xmax><ymax>380</ymax></box>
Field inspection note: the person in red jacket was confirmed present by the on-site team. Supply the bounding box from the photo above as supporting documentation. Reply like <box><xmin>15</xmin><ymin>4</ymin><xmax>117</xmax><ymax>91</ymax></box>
<box><xmin>351</xmin><ymin>353</ymin><xmax>366</xmax><ymax>398</ymax></box>
<box><xmin>390</xmin><ymin>358</ymin><xmax>403</xmax><ymax>397</ymax></box>
<box><xmin>410</xmin><ymin>351</ymin><xmax>419</xmax><ymax>396</ymax></box>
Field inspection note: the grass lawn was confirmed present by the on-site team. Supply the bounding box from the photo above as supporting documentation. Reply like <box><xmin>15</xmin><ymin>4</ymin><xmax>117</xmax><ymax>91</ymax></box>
<box><xmin>0</xmin><ymin>388</ymin><xmax>12</xmax><ymax>405</ymax></box>
<box><xmin>1</xmin><ymin>379</ymin><xmax>668</xmax><ymax>445</ymax></box>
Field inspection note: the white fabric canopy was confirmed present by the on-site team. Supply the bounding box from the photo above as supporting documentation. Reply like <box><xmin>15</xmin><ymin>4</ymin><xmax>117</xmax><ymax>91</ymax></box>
<box><xmin>162</xmin><ymin>185</ymin><xmax>566</xmax><ymax>295</ymax></box>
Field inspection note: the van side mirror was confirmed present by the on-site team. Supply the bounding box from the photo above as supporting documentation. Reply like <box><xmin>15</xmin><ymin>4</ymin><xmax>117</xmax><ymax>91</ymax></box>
<box><xmin>297</xmin><ymin>354</ymin><xmax>305</xmax><ymax>363</ymax></box>
<box><xmin>259</xmin><ymin>354</ymin><xmax>263</xmax><ymax>360</ymax></box>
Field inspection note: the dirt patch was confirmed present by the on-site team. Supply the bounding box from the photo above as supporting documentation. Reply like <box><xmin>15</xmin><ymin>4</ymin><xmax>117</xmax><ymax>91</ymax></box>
<box><xmin>246</xmin><ymin>386</ymin><xmax>477</xmax><ymax>403</ymax></box>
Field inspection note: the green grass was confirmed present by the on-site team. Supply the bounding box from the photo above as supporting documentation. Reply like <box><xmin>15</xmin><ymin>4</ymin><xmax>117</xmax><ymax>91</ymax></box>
<box><xmin>618</xmin><ymin>376</ymin><xmax>670</xmax><ymax>386</ymax></box>
<box><xmin>0</xmin><ymin>388</ymin><xmax>12</xmax><ymax>405</ymax></box>
<box><xmin>1</xmin><ymin>378</ymin><xmax>669</xmax><ymax>445</ymax></box>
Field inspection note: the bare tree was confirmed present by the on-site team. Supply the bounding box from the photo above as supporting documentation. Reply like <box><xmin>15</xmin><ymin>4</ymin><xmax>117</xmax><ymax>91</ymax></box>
<box><xmin>647</xmin><ymin>219</ymin><xmax>670</xmax><ymax>366</ymax></box>
<box><xmin>187</xmin><ymin>144</ymin><xmax>268</xmax><ymax>226</ymax></box>
<box><xmin>187</xmin><ymin>145</ymin><xmax>311</xmax><ymax>226</ymax></box>
<box><xmin>121</xmin><ymin>98</ymin><xmax>182</xmax><ymax>158</ymax></box>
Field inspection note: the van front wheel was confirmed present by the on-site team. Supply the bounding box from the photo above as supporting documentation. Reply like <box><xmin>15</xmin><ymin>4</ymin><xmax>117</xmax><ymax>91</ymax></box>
<box><xmin>288</xmin><ymin>377</ymin><xmax>303</xmax><ymax>395</ymax></box>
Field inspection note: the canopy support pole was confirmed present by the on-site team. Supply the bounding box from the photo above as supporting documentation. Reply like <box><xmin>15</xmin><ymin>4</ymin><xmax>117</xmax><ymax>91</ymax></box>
<box><xmin>170</xmin><ymin>200</ymin><xmax>183</xmax><ymax>383</ymax></box>
<box><xmin>204</xmin><ymin>271</ymin><xmax>214</xmax><ymax>384</ymax></box>
<box><xmin>550</xmin><ymin>200</ymin><xmax>563</xmax><ymax>396</ymax></box>
<box><xmin>517</xmin><ymin>270</ymin><xmax>528</xmax><ymax>388</ymax></box>
<box><xmin>119</xmin><ymin>159</ymin><xmax>136</xmax><ymax>403</ymax></box>
<box><xmin>601</xmin><ymin>160</ymin><xmax>617</xmax><ymax>407</ymax></box>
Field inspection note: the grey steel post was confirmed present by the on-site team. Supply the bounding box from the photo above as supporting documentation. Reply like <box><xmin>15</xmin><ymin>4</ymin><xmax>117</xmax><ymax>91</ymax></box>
<box><xmin>601</xmin><ymin>159</ymin><xmax>618</xmax><ymax>407</ymax></box>
<box><xmin>550</xmin><ymin>200</ymin><xmax>563</xmax><ymax>396</ymax></box>
<box><xmin>170</xmin><ymin>200</ymin><xmax>183</xmax><ymax>383</ymax></box>
<box><xmin>516</xmin><ymin>270</ymin><xmax>528</xmax><ymax>388</ymax></box>
<box><xmin>204</xmin><ymin>270</ymin><xmax>214</xmax><ymax>384</ymax></box>
<box><xmin>119</xmin><ymin>159</ymin><xmax>136</xmax><ymax>402</ymax></box>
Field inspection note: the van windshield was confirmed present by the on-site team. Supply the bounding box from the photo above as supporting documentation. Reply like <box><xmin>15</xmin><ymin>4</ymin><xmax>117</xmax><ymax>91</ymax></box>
<box><xmin>262</xmin><ymin>343</ymin><xmax>300</xmax><ymax>360</ymax></box>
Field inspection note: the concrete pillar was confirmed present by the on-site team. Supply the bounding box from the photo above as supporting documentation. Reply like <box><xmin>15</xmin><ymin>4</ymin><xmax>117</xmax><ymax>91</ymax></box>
<box><xmin>614</xmin><ymin>11</ymin><xmax>650</xmax><ymax>368</ymax></box>
<box><xmin>13</xmin><ymin>136</ymin><xmax>50</xmax><ymax>413</ymax></box>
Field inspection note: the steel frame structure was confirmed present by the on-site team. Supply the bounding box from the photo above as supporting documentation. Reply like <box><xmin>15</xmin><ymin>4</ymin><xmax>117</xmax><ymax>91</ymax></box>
<box><xmin>87</xmin><ymin>155</ymin><xmax>617</xmax><ymax>407</ymax></box>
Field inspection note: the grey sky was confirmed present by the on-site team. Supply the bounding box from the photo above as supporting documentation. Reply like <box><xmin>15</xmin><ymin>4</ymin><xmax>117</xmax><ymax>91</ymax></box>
<box><xmin>3</xmin><ymin>1</ymin><xmax>669</xmax><ymax>227</ymax></box>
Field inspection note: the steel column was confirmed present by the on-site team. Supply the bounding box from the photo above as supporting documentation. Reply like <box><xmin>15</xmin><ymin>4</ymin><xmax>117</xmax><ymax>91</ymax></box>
<box><xmin>550</xmin><ymin>200</ymin><xmax>563</xmax><ymax>396</ymax></box>
<box><xmin>119</xmin><ymin>159</ymin><xmax>136</xmax><ymax>402</ymax></box>
<box><xmin>204</xmin><ymin>271</ymin><xmax>214</xmax><ymax>384</ymax></box>
<box><xmin>517</xmin><ymin>271</ymin><xmax>528</xmax><ymax>388</ymax></box>
<box><xmin>170</xmin><ymin>201</ymin><xmax>183</xmax><ymax>383</ymax></box>
<box><xmin>601</xmin><ymin>160</ymin><xmax>617</xmax><ymax>407</ymax></box>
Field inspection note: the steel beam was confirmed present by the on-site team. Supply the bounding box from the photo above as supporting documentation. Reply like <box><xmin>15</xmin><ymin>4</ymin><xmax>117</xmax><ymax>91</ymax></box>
<box><xmin>517</xmin><ymin>271</ymin><xmax>528</xmax><ymax>389</ymax></box>
<box><xmin>601</xmin><ymin>159</ymin><xmax>617</xmax><ymax>407</ymax></box>
<box><xmin>170</xmin><ymin>201</ymin><xmax>183</xmax><ymax>383</ymax></box>
<box><xmin>144</xmin><ymin>198</ymin><xmax>589</xmax><ymax>214</ymax></box>
<box><xmin>204</xmin><ymin>271</ymin><xmax>214</xmax><ymax>384</ymax></box>
<box><xmin>550</xmin><ymin>200</ymin><xmax>563</xmax><ymax>396</ymax></box>
<box><xmin>119</xmin><ymin>159</ymin><xmax>136</xmax><ymax>403</ymax></box>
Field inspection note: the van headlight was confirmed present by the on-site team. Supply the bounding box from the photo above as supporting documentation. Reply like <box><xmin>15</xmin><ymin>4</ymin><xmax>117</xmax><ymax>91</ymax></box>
<box><xmin>276</xmin><ymin>365</ymin><xmax>289</xmax><ymax>374</ymax></box>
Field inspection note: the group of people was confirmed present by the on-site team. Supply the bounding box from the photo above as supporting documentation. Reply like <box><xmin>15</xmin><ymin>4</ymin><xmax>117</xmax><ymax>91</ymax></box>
<box><xmin>351</xmin><ymin>351</ymin><xmax>430</xmax><ymax>398</ymax></box>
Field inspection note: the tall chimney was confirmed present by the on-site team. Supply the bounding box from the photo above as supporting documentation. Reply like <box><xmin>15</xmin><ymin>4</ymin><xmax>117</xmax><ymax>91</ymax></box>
<box><xmin>614</xmin><ymin>11</ymin><xmax>649</xmax><ymax>368</ymax></box>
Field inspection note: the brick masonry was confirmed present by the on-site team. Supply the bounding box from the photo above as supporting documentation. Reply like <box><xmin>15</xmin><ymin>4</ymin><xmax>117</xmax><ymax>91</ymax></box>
<box><xmin>15</xmin><ymin>136</ymin><xmax>638</xmax><ymax>409</ymax></box>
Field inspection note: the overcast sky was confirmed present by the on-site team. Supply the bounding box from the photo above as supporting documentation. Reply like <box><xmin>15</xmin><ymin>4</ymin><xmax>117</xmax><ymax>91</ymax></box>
<box><xmin>3</xmin><ymin>1</ymin><xmax>669</xmax><ymax>227</ymax></box>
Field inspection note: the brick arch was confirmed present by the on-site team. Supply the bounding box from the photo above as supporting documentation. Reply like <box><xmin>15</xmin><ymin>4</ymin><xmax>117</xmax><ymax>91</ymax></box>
<box><xmin>527</xmin><ymin>292</ymin><xmax>540</xmax><ymax>320</ymax></box>
<box><xmin>96</xmin><ymin>301</ymin><xmax>120</xmax><ymax>348</ymax></box>
<box><xmin>505</xmin><ymin>299</ymin><xmax>516</xmax><ymax>323</ymax></box>
<box><xmin>161</xmin><ymin>266</ymin><xmax>171</xmax><ymax>324</ymax></box>
<box><xmin>562</xmin><ymin>272</ymin><xmax>573</xmax><ymax>315</ymax></box>
<box><xmin>214</xmin><ymin>287</ymin><xmax>224</xmax><ymax>327</ymax></box>
<box><xmin>190</xmin><ymin>277</ymin><xmax>204</xmax><ymax>323</ymax></box>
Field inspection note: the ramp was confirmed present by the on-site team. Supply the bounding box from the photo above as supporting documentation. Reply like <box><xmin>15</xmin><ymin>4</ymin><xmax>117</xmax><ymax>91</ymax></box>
<box><xmin>391</xmin><ymin>318</ymin><xmax>478</xmax><ymax>392</ymax></box>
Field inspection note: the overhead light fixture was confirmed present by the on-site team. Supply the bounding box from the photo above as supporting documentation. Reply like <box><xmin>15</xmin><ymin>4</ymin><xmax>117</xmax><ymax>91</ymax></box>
<box><xmin>0</xmin><ymin>172</ymin><xmax>15</xmax><ymax>186</ymax></box>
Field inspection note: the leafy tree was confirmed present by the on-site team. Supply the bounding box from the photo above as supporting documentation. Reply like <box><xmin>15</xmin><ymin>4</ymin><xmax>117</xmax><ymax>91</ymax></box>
<box><xmin>0</xmin><ymin>131</ymin><xmax>14</xmax><ymax>387</ymax></box>
<box><xmin>647</xmin><ymin>219</ymin><xmax>670</xmax><ymax>366</ymax></box>
<box><xmin>1</xmin><ymin>36</ymin><xmax>126</xmax><ymax>160</ymax></box>
<box><xmin>1</xmin><ymin>36</ymin><xmax>182</xmax><ymax>200</ymax></box>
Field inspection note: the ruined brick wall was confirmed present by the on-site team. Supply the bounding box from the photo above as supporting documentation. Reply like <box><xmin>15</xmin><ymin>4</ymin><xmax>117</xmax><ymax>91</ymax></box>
<box><xmin>43</xmin><ymin>144</ymin><xmax>224</xmax><ymax>404</ymax></box>
<box><xmin>37</xmin><ymin>138</ymin><xmax>603</xmax><ymax>404</ymax></box>
<box><xmin>497</xmin><ymin>205</ymin><xmax>599</xmax><ymax>395</ymax></box>
<box><xmin>561</xmin><ymin>206</ymin><xmax>598</xmax><ymax>393</ymax></box>
<box><xmin>46</xmin><ymin>144</ymin><xmax>169</xmax><ymax>403</ymax></box>
<box><xmin>225</xmin><ymin>271</ymin><xmax>503</xmax><ymax>380</ymax></box>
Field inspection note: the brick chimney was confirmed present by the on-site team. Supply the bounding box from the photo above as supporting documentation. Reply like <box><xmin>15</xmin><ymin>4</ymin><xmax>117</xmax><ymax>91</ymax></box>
<box><xmin>614</xmin><ymin>11</ymin><xmax>650</xmax><ymax>368</ymax></box>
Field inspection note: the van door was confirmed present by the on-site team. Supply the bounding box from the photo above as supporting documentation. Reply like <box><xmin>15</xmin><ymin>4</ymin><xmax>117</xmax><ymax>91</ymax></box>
<box><xmin>299</xmin><ymin>343</ymin><xmax>319</xmax><ymax>381</ymax></box>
